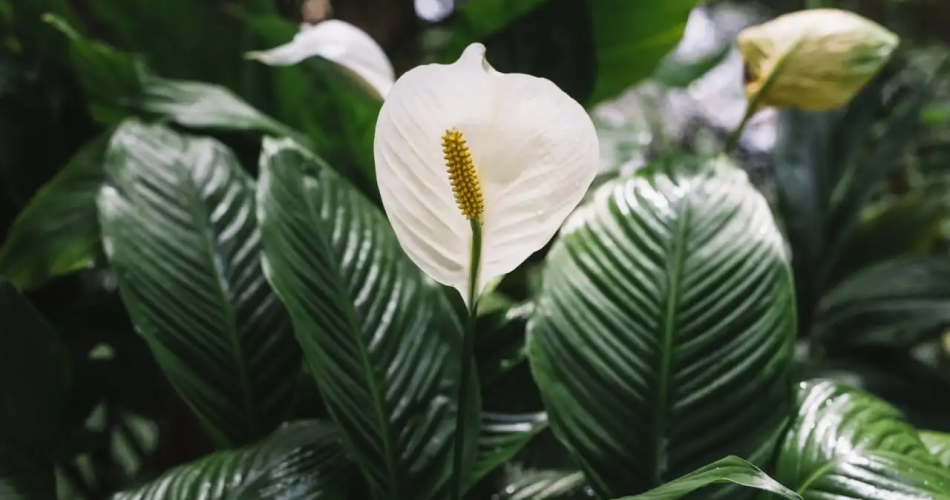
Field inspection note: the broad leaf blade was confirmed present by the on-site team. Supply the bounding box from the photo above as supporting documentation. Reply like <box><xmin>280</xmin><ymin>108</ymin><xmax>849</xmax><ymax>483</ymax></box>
<box><xmin>0</xmin><ymin>282</ymin><xmax>71</xmax><ymax>500</ymax></box>
<box><xmin>112</xmin><ymin>421</ymin><xmax>350</xmax><ymax>500</ymax></box>
<box><xmin>98</xmin><ymin>120</ymin><xmax>301</xmax><ymax>448</ymax></box>
<box><xmin>256</xmin><ymin>138</ymin><xmax>478</xmax><ymax>500</ymax></box>
<box><xmin>617</xmin><ymin>456</ymin><xmax>800</xmax><ymax>500</ymax></box>
<box><xmin>445</xmin><ymin>0</ymin><xmax>701</xmax><ymax>105</ymax></box>
<box><xmin>775</xmin><ymin>380</ymin><xmax>944</xmax><ymax>498</ymax></box>
<box><xmin>0</xmin><ymin>130</ymin><xmax>111</xmax><ymax>290</ymax></box>
<box><xmin>816</xmin><ymin>256</ymin><xmax>950</xmax><ymax>349</ymax></box>
<box><xmin>527</xmin><ymin>155</ymin><xmax>796</xmax><ymax>497</ymax></box>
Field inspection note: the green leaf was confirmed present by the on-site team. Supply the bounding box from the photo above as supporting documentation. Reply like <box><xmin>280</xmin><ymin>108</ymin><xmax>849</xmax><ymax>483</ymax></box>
<box><xmin>920</xmin><ymin>431</ymin><xmax>950</xmax><ymax>467</ymax></box>
<box><xmin>775</xmin><ymin>380</ymin><xmax>949</xmax><ymax>499</ymax></box>
<box><xmin>491</xmin><ymin>469</ymin><xmax>588</xmax><ymax>500</ymax></box>
<box><xmin>652</xmin><ymin>42</ymin><xmax>731</xmax><ymax>89</ymax></box>
<box><xmin>616</xmin><ymin>456</ymin><xmax>800</xmax><ymax>500</ymax></box>
<box><xmin>112</xmin><ymin>420</ymin><xmax>351</xmax><ymax>500</ymax></box>
<box><xmin>526</xmin><ymin>155</ymin><xmax>796</xmax><ymax>498</ymax></box>
<box><xmin>255</xmin><ymin>138</ymin><xmax>479</xmax><ymax>500</ymax></box>
<box><xmin>445</xmin><ymin>0</ymin><xmax>700</xmax><ymax>105</ymax></box>
<box><xmin>816</xmin><ymin>256</ymin><xmax>950</xmax><ymax>349</ymax></box>
<box><xmin>97</xmin><ymin>120</ymin><xmax>302</xmax><ymax>448</ymax></box>
<box><xmin>826</xmin><ymin>195</ymin><xmax>946</xmax><ymax>287</ymax></box>
<box><xmin>0</xmin><ymin>281</ymin><xmax>71</xmax><ymax>499</ymax></box>
<box><xmin>0</xmin><ymin>130</ymin><xmax>111</xmax><ymax>290</ymax></box>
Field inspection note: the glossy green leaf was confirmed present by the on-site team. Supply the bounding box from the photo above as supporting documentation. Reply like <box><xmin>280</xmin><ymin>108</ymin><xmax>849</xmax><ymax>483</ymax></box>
<box><xmin>920</xmin><ymin>431</ymin><xmax>950</xmax><ymax>467</ymax></box>
<box><xmin>112</xmin><ymin>421</ymin><xmax>351</xmax><ymax>500</ymax></box>
<box><xmin>775</xmin><ymin>380</ymin><xmax>949</xmax><ymax>499</ymax></box>
<box><xmin>0</xmin><ymin>281</ymin><xmax>71</xmax><ymax>499</ymax></box>
<box><xmin>445</xmin><ymin>0</ymin><xmax>701</xmax><ymax>105</ymax></box>
<box><xmin>527</xmin><ymin>155</ymin><xmax>796</xmax><ymax>498</ymax></box>
<box><xmin>0</xmin><ymin>130</ymin><xmax>111</xmax><ymax>290</ymax></box>
<box><xmin>98</xmin><ymin>120</ymin><xmax>301</xmax><ymax>448</ymax></box>
<box><xmin>492</xmin><ymin>469</ymin><xmax>588</xmax><ymax>500</ymax></box>
<box><xmin>617</xmin><ymin>456</ymin><xmax>800</xmax><ymax>500</ymax></box>
<box><xmin>816</xmin><ymin>256</ymin><xmax>950</xmax><ymax>349</ymax></box>
<box><xmin>255</xmin><ymin>138</ymin><xmax>478</xmax><ymax>500</ymax></box>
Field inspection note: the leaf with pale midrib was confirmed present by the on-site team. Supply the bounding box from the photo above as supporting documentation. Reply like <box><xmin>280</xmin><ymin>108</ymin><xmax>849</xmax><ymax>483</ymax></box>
<box><xmin>97</xmin><ymin>119</ymin><xmax>301</xmax><ymax>448</ymax></box>
<box><xmin>112</xmin><ymin>421</ymin><xmax>350</xmax><ymax>500</ymax></box>
<box><xmin>255</xmin><ymin>138</ymin><xmax>478</xmax><ymax>500</ymax></box>
<box><xmin>527</xmin><ymin>155</ymin><xmax>796</xmax><ymax>498</ymax></box>
<box><xmin>776</xmin><ymin>380</ymin><xmax>950</xmax><ymax>499</ymax></box>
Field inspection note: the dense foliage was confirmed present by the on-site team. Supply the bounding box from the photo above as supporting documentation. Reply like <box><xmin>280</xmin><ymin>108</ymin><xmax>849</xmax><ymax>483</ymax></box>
<box><xmin>3</xmin><ymin>1</ymin><xmax>950</xmax><ymax>499</ymax></box>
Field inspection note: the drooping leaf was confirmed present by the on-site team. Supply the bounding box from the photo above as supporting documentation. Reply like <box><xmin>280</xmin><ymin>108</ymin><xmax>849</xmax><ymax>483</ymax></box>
<box><xmin>815</xmin><ymin>256</ymin><xmax>950</xmax><ymax>349</ymax></box>
<box><xmin>617</xmin><ymin>456</ymin><xmax>800</xmax><ymax>500</ymax></box>
<box><xmin>0</xmin><ymin>281</ymin><xmax>71</xmax><ymax>499</ymax></box>
<box><xmin>97</xmin><ymin>120</ymin><xmax>301</xmax><ymax>448</ymax></box>
<box><xmin>255</xmin><ymin>138</ymin><xmax>478</xmax><ymax>500</ymax></box>
<box><xmin>920</xmin><ymin>431</ymin><xmax>950</xmax><ymax>467</ymax></box>
<box><xmin>112</xmin><ymin>421</ymin><xmax>351</xmax><ymax>500</ymax></box>
<box><xmin>0</xmin><ymin>129</ymin><xmax>111</xmax><ymax>290</ymax></box>
<box><xmin>527</xmin><ymin>155</ymin><xmax>796</xmax><ymax>498</ymax></box>
<box><xmin>775</xmin><ymin>380</ymin><xmax>950</xmax><ymax>499</ymax></box>
<box><xmin>445</xmin><ymin>0</ymin><xmax>702</xmax><ymax>105</ymax></box>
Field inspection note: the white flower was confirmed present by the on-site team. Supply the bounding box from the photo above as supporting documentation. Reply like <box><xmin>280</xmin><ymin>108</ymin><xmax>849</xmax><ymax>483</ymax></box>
<box><xmin>246</xmin><ymin>19</ymin><xmax>395</xmax><ymax>100</ymax></box>
<box><xmin>373</xmin><ymin>43</ymin><xmax>600</xmax><ymax>306</ymax></box>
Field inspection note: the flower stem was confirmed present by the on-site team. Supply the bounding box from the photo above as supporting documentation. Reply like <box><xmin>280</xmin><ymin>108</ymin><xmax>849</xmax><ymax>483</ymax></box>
<box><xmin>450</xmin><ymin>218</ymin><xmax>482</xmax><ymax>500</ymax></box>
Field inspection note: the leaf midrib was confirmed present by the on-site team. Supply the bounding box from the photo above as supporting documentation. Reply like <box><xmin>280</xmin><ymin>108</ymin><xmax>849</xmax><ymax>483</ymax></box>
<box><xmin>652</xmin><ymin>200</ymin><xmax>690</xmax><ymax>485</ymax></box>
<box><xmin>179</xmin><ymin>160</ymin><xmax>258</xmax><ymax>441</ymax></box>
<box><xmin>303</xmin><ymin>170</ymin><xmax>402</xmax><ymax>499</ymax></box>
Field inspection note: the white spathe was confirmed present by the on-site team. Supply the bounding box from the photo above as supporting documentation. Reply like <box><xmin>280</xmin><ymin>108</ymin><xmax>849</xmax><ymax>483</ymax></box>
<box><xmin>246</xmin><ymin>19</ymin><xmax>395</xmax><ymax>100</ymax></box>
<box><xmin>374</xmin><ymin>43</ymin><xmax>600</xmax><ymax>306</ymax></box>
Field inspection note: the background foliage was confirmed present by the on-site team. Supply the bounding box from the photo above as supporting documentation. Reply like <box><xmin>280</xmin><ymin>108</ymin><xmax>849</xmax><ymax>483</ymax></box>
<box><xmin>3</xmin><ymin>0</ymin><xmax>950</xmax><ymax>499</ymax></box>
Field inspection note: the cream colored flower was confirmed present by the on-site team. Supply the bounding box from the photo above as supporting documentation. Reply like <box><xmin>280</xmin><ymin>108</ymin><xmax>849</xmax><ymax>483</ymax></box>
<box><xmin>373</xmin><ymin>44</ymin><xmax>599</xmax><ymax>306</ymax></box>
<box><xmin>246</xmin><ymin>20</ymin><xmax>395</xmax><ymax>100</ymax></box>
<box><xmin>738</xmin><ymin>9</ymin><xmax>898</xmax><ymax>111</ymax></box>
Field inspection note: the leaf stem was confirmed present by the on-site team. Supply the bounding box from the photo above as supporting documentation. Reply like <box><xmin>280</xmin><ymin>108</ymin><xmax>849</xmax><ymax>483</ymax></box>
<box><xmin>451</xmin><ymin>218</ymin><xmax>482</xmax><ymax>500</ymax></box>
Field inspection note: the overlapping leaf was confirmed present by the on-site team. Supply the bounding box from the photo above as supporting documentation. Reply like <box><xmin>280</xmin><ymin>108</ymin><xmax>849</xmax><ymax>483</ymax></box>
<box><xmin>98</xmin><ymin>120</ymin><xmax>300</xmax><ymax>447</ymax></box>
<box><xmin>527</xmin><ymin>155</ymin><xmax>796</xmax><ymax>497</ymax></box>
<box><xmin>920</xmin><ymin>431</ymin><xmax>950</xmax><ymax>467</ymax></box>
<box><xmin>112</xmin><ymin>421</ymin><xmax>350</xmax><ymax>500</ymax></box>
<box><xmin>255</xmin><ymin>138</ymin><xmax>478</xmax><ymax>500</ymax></box>
<box><xmin>775</xmin><ymin>380</ymin><xmax>950</xmax><ymax>499</ymax></box>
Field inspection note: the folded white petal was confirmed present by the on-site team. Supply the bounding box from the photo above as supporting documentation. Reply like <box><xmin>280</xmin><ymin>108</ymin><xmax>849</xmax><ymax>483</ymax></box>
<box><xmin>246</xmin><ymin>19</ymin><xmax>395</xmax><ymax>100</ymax></box>
<box><xmin>374</xmin><ymin>43</ymin><xmax>599</xmax><ymax>305</ymax></box>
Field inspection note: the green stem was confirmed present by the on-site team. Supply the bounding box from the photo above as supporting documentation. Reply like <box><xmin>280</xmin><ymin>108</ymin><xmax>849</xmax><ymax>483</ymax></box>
<box><xmin>723</xmin><ymin>105</ymin><xmax>758</xmax><ymax>154</ymax></box>
<box><xmin>450</xmin><ymin>218</ymin><xmax>482</xmax><ymax>500</ymax></box>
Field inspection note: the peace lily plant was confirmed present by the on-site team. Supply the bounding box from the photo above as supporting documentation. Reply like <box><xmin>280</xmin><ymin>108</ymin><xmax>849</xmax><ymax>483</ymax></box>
<box><xmin>373</xmin><ymin>42</ymin><xmax>600</xmax><ymax>500</ymax></box>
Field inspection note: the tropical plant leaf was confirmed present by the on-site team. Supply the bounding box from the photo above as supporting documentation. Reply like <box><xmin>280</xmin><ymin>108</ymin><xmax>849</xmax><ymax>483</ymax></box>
<box><xmin>97</xmin><ymin>119</ymin><xmax>301</xmax><ymax>448</ymax></box>
<box><xmin>0</xmin><ymin>129</ymin><xmax>111</xmax><ymax>290</ymax></box>
<box><xmin>815</xmin><ymin>256</ymin><xmax>950</xmax><ymax>349</ymax></box>
<box><xmin>445</xmin><ymin>0</ymin><xmax>701</xmax><ymax>105</ymax></box>
<box><xmin>920</xmin><ymin>431</ymin><xmax>950</xmax><ymax>468</ymax></box>
<box><xmin>491</xmin><ymin>469</ymin><xmax>588</xmax><ymax>500</ymax></box>
<box><xmin>0</xmin><ymin>281</ymin><xmax>71</xmax><ymax>499</ymax></box>
<box><xmin>255</xmin><ymin>138</ymin><xmax>479</xmax><ymax>500</ymax></box>
<box><xmin>617</xmin><ymin>456</ymin><xmax>800</xmax><ymax>500</ymax></box>
<box><xmin>112</xmin><ymin>421</ymin><xmax>351</xmax><ymax>500</ymax></box>
<box><xmin>775</xmin><ymin>379</ymin><xmax>950</xmax><ymax>499</ymax></box>
<box><xmin>526</xmin><ymin>155</ymin><xmax>796</xmax><ymax>498</ymax></box>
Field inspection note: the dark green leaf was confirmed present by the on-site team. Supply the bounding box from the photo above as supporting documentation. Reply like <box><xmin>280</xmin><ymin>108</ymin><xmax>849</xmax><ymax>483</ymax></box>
<box><xmin>112</xmin><ymin>421</ymin><xmax>351</xmax><ymax>500</ymax></box>
<box><xmin>920</xmin><ymin>431</ymin><xmax>950</xmax><ymax>468</ymax></box>
<box><xmin>446</xmin><ymin>0</ymin><xmax>700</xmax><ymax>105</ymax></box>
<box><xmin>775</xmin><ymin>380</ymin><xmax>949</xmax><ymax>499</ymax></box>
<box><xmin>0</xmin><ymin>281</ymin><xmax>71</xmax><ymax>499</ymax></box>
<box><xmin>652</xmin><ymin>42</ymin><xmax>731</xmax><ymax>89</ymax></box>
<box><xmin>0</xmin><ymin>130</ymin><xmax>111</xmax><ymax>290</ymax></box>
<box><xmin>617</xmin><ymin>456</ymin><xmax>800</xmax><ymax>500</ymax></box>
<box><xmin>827</xmin><ymin>195</ymin><xmax>946</xmax><ymax>287</ymax></box>
<box><xmin>816</xmin><ymin>256</ymin><xmax>950</xmax><ymax>349</ymax></box>
<box><xmin>491</xmin><ymin>469</ymin><xmax>588</xmax><ymax>500</ymax></box>
<box><xmin>256</xmin><ymin>138</ymin><xmax>478</xmax><ymax>500</ymax></box>
<box><xmin>98</xmin><ymin>120</ymin><xmax>301</xmax><ymax>447</ymax></box>
<box><xmin>527</xmin><ymin>155</ymin><xmax>796</xmax><ymax>497</ymax></box>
